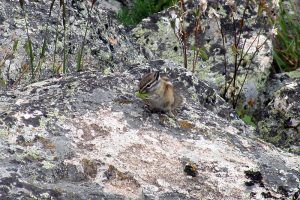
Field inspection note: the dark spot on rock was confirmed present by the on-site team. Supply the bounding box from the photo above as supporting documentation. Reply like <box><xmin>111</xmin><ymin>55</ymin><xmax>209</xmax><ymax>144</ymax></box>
<box><xmin>6</xmin><ymin>167</ymin><xmax>17</xmax><ymax>172</ymax></box>
<box><xmin>278</xmin><ymin>185</ymin><xmax>289</xmax><ymax>197</ymax></box>
<box><xmin>0</xmin><ymin>185</ymin><xmax>9</xmax><ymax>196</ymax></box>
<box><xmin>173</xmin><ymin>46</ymin><xmax>178</xmax><ymax>52</ymax></box>
<box><xmin>284</xmin><ymin>117</ymin><xmax>292</xmax><ymax>128</ymax></box>
<box><xmin>104</xmin><ymin>24</ymin><xmax>108</xmax><ymax>29</ymax></box>
<box><xmin>104</xmin><ymin>165</ymin><xmax>116</xmax><ymax>180</ymax></box>
<box><xmin>244</xmin><ymin>170</ymin><xmax>264</xmax><ymax>187</ymax></box>
<box><xmin>98</xmin><ymin>34</ymin><xmax>108</xmax><ymax>44</ymax></box>
<box><xmin>109</xmin><ymin>44</ymin><xmax>114</xmax><ymax>51</ymax></box>
<box><xmin>9</xmin><ymin>159</ymin><xmax>22</xmax><ymax>165</ymax></box>
<box><xmin>52</xmin><ymin>163</ymin><xmax>88</xmax><ymax>182</ymax></box>
<box><xmin>7</xmin><ymin>148</ymin><xmax>15</xmax><ymax>154</ymax></box>
<box><xmin>293</xmin><ymin>189</ymin><xmax>300</xmax><ymax>200</ymax></box>
<box><xmin>269</xmin><ymin>128</ymin><xmax>277</xmax><ymax>137</ymax></box>
<box><xmin>91</xmin><ymin>49</ymin><xmax>98</xmax><ymax>56</ymax></box>
<box><xmin>0</xmin><ymin>173</ymin><xmax>62</xmax><ymax>198</ymax></box>
<box><xmin>261</xmin><ymin>191</ymin><xmax>275</xmax><ymax>198</ymax></box>
<box><xmin>245</xmin><ymin>181</ymin><xmax>255</xmax><ymax>186</ymax></box>
<box><xmin>2</xmin><ymin>114</ymin><xmax>16</xmax><ymax>126</ymax></box>
<box><xmin>15</xmin><ymin>148</ymin><xmax>24</xmax><ymax>154</ymax></box>
<box><xmin>16</xmin><ymin>135</ymin><xmax>26</xmax><ymax>145</ymax></box>
<box><xmin>278</xmin><ymin>132</ymin><xmax>288</xmax><ymax>146</ymax></box>
<box><xmin>184</xmin><ymin>163</ymin><xmax>198</xmax><ymax>177</ymax></box>
<box><xmin>149</xmin><ymin>59</ymin><xmax>165</xmax><ymax>67</ymax></box>
<box><xmin>250</xmin><ymin>192</ymin><xmax>256</xmax><ymax>198</ymax></box>
<box><xmin>30</xmin><ymin>88</ymin><xmax>37</xmax><ymax>94</ymax></box>
<box><xmin>22</xmin><ymin>116</ymin><xmax>40</xmax><ymax>127</ymax></box>
<box><xmin>210</xmin><ymin>63</ymin><xmax>224</xmax><ymax>73</ymax></box>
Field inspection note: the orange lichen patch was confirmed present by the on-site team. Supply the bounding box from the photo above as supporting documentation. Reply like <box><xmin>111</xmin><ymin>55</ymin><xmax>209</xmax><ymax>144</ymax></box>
<box><xmin>178</xmin><ymin>120</ymin><xmax>195</xmax><ymax>129</ymax></box>
<box><xmin>34</xmin><ymin>136</ymin><xmax>56</xmax><ymax>152</ymax></box>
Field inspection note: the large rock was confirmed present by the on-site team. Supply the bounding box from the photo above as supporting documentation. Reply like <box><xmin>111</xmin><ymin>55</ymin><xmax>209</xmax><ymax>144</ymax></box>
<box><xmin>0</xmin><ymin>61</ymin><xmax>300</xmax><ymax>199</ymax></box>
<box><xmin>131</xmin><ymin>0</ymin><xmax>273</xmax><ymax>110</ymax></box>
<box><xmin>0</xmin><ymin>0</ymin><xmax>300</xmax><ymax>199</ymax></box>
<box><xmin>257</xmin><ymin>76</ymin><xmax>300</xmax><ymax>155</ymax></box>
<box><xmin>0</xmin><ymin>0</ymin><xmax>145</xmax><ymax>85</ymax></box>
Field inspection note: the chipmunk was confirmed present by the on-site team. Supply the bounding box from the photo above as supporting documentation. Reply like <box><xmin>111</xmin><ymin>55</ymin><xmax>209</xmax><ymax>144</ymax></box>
<box><xmin>138</xmin><ymin>71</ymin><xmax>182</xmax><ymax>117</ymax></box>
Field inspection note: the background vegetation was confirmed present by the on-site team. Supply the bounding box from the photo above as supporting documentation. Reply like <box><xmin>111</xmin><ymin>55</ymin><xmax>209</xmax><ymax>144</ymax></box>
<box><xmin>273</xmin><ymin>0</ymin><xmax>300</xmax><ymax>71</ymax></box>
<box><xmin>117</xmin><ymin>0</ymin><xmax>176</xmax><ymax>26</ymax></box>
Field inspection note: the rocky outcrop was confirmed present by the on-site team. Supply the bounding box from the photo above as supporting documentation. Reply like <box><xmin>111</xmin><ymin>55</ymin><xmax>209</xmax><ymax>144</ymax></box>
<box><xmin>0</xmin><ymin>0</ymin><xmax>145</xmax><ymax>85</ymax></box>
<box><xmin>257</xmin><ymin>76</ymin><xmax>300</xmax><ymax>155</ymax></box>
<box><xmin>0</xmin><ymin>61</ymin><xmax>300</xmax><ymax>199</ymax></box>
<box><xmin>131</xmin><ymin>0</ymin><xmax>273</xmax><ymax>110</ymax></box>
<box><xmin>0</xmin><ymin>0</ymin><xmax>300</xmax><ymax>199</ymax></box>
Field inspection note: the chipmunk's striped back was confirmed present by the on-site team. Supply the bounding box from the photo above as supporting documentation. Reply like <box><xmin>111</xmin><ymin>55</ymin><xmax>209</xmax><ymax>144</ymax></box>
<box><xmin>139</xmin><ymin>72</ymin><xmax>160</xmax><ymax>93</ymax></box>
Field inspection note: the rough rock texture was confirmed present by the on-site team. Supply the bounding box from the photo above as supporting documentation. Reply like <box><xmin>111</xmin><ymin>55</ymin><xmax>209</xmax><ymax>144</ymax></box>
<box><xmin>131</xmin><ymin>0</ymin><xmax>272</xmax><ymax>110</ymax></box>
<box><xmin>0</xmin><ymin>0</ymin><xmax>145</xmax><ymax>86</ymax></box>
<box><xmin>257</xmin><ymin>76</ymin><xmax>300</xmax><ymax>155</ymax></box>
<box><xmin>0</xmin><ymin>0</ymin><xmax>300</xmax><ymax>199</ymax></box>
<box><xmin>0</xmin><ymin>61</ymin><xmax>300</xmax><ymax>199</ymax></box>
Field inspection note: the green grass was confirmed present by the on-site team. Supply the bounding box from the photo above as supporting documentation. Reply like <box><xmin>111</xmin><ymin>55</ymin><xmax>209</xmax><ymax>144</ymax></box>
<box><xmin>135</xmin><ymin>91</ymin><xmax>149</xmax><ymax>100</ymax></box>
<box><xmin>241</xmin><ymin>114</ymin><xmax>256</xmax><ymax>128</ymax></box>
<box><xmin>273</xmin><ymin>0</ymin><xmax>300</xmax><ymax>71</ymax></box>
<box><xmin>117</xmin><ymin>0</ymin><xmax>176</xmax><ymax>27</ymax></box>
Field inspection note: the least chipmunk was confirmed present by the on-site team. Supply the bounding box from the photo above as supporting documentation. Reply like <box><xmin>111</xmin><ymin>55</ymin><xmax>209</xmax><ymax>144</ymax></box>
<box><xmin>138</xmin><ymin>71</ymin><xmax>182</xmax><ymax>116</ymax></box>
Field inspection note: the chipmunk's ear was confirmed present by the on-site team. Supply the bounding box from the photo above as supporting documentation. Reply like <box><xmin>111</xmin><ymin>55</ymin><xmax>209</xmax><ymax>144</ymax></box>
<box><xmin>154</xmin><ymin>71</ymin><xmax>160</xmax><ymax>81</ymax></box>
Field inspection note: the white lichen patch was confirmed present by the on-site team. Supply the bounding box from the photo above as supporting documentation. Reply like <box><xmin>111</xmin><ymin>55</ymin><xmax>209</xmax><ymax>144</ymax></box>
<box><xmin>41</xmin><ymin>160</ymin><xmax>56</xmax><ymax>169</ymax></box>
<box><xmin>273</xmin><ymin>95</ymin><xmax>293</xmax><ymax>113</ymax></box>
<box><xmin>39</xmin><ymin>192</ymin><xmax>50</xmax><ymax>198</ymax></box>
<box><xmin>0</xmin><ymin>129</ymin><xmax>9</xmax><ymax>138</ymax></box>
<box><xmin>224</xmin><ymin>125</ymin><xmax>240</xmax><ymax>135</ymax></box>
<box><xmin>15</xmin><ymin>98</ymin><xmax>30</xmax><ymax>106</ymax></box>
<box><xmin>285</xmin><ymin>81</ymin><xmax>298</xmax><ymax>90</ymax></box>
<box><xmin>17</xmin><ymin>146</ymin><xmax>41</xmax><ymax>161</ymax></box>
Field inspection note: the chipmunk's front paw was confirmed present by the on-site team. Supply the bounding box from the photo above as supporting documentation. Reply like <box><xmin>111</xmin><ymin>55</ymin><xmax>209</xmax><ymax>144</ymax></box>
<box><xmin>167</xmin><ymin>111</ymin><xmax>175</xmax><ymax>118</ymax></box>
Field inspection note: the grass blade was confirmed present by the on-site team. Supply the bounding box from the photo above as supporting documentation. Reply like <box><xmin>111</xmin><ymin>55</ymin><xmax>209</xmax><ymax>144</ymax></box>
<box><xmin>49</xmin><ymin>0</ymin><xmax>56</xmax><ymax>17</ymax></box>
<box><xmin>13</xmin><ymin>39</ymin><xmax>19</xmax><ymax>53</ymax></box>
